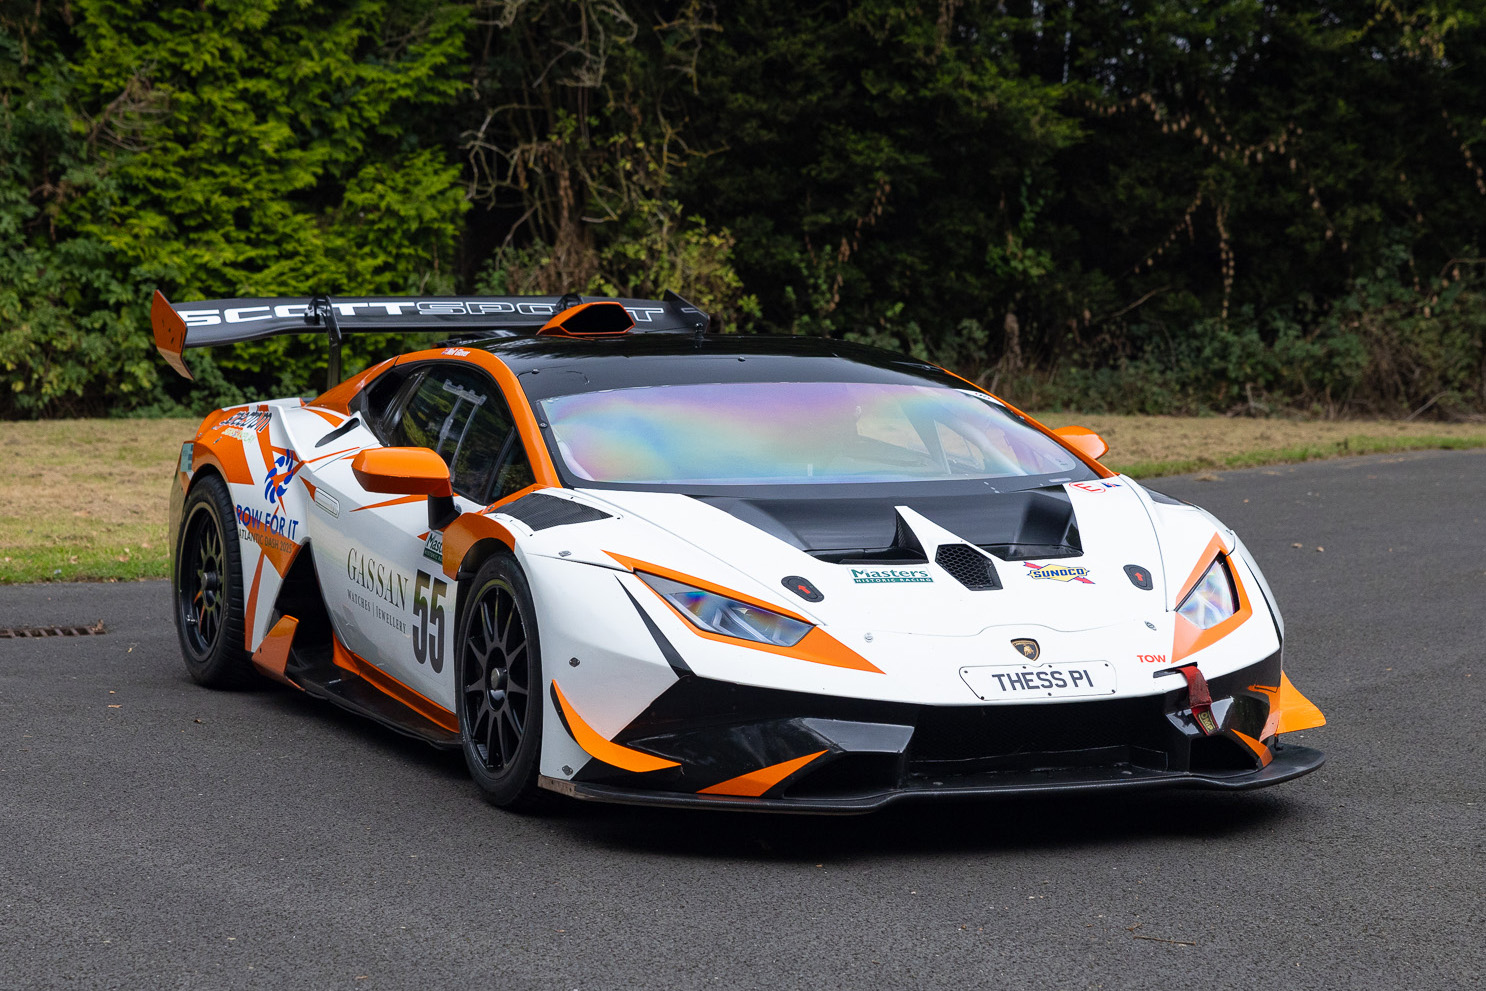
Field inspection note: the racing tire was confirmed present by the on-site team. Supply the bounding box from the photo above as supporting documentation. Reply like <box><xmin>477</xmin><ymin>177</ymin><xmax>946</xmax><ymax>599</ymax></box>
<box><xmin>173</xmin><ymin>473</ymin><xmax>254</xmax><ymax>688</ymax></box>
<box><xmin>455</xmin><ymin>553</ymin><xmax>548</xmax><ymax>811</ymax></box>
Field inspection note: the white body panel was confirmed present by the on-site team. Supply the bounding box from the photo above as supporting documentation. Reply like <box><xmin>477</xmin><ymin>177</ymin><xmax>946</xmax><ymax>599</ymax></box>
<box><xmin>194</xmin><ymin>399</ymin><xmax>1284</xmax><ymax>790</ymax></box>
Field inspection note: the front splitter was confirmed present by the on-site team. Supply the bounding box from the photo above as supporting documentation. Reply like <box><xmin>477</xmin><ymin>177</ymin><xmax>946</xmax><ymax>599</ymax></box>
<box><xmin>538</xmin><ymin>742</ymin><xmax>1326</xmax><ymax>815</ymax></box>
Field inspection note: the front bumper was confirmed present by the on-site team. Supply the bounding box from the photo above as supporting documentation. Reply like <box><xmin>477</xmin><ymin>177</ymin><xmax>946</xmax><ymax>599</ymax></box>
<box><xmin>541</xmin><ymin>742</ymin><xmax>1325</xmax><ymax>813</ymax></box>
<box><xmin>543</xmin><ymin>650</ymin><xmax>1326</xmax><ymax>813</ymax></box>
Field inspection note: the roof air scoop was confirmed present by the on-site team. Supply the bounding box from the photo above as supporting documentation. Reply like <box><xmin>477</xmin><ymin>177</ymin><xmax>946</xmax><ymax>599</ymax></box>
<box><xmin>538</xmin><ymin>300</ymin><xmax>635</xmax><ymax>337</ymax></box>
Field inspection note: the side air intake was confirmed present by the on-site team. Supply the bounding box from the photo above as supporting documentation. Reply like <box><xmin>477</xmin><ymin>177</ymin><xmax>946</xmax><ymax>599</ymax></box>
<box><xmin>935</xmin><ymin>544</ymin><xmax>1001</xmax><ymax>591</ymax></box>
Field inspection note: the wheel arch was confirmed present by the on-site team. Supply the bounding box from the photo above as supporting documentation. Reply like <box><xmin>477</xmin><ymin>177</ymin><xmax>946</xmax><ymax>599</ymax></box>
<box><xmin>172</xmin><ymin>462</ymin><xmax>227</xmax><ymax>581</ymax></box>
<box><xmin>441</xmin><ymin>512</ymin><xmax>520</xmax><ymax>632</ymax></box>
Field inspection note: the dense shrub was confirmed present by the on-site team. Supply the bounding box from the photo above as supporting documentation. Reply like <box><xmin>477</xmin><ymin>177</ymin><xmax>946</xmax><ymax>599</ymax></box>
<box><xmin>2</xmin><ymin>2</ymin><xmax>1483</xmax><ymax>418</ymax></box>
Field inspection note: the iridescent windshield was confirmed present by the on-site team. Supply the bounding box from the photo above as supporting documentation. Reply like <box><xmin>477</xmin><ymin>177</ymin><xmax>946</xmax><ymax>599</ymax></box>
<box><xmin>539</xmin><ymin>382</ymin><xmax>1087</xmax><ymax>486</ymax></box>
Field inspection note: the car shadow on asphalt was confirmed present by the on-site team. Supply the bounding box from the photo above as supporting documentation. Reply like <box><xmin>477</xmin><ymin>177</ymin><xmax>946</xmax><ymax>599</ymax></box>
<box><xmin>549</xmin><ymin>790</ymin><xmax>1300</xmax><ymax>862</ymax></box>
<box><xmin>254</xmin><ymin>685</ymin><xmax>471</xmax><ymax>781</ymax></box>
<box><xmin>249</xmin><ymin>682</ymin><xmax>1304</xmax><ymax>859</ymax></box>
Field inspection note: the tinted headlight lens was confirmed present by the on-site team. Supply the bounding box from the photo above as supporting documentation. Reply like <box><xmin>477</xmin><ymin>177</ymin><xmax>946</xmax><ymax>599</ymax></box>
<box><xmin>1177</xmin><ymin>558</ymin><xmax>1239</xmax><ymax>629</ymax></box>
<box><xmin>638</xmin><ymin>574</ymin><xmax>811</xmax><ymax>647</ymax></box>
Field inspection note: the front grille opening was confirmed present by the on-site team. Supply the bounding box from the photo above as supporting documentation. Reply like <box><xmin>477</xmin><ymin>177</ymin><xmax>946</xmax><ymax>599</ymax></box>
<box><xmin>0</xmin><ymin>621</ymin><xmax>107</xmax><ymax>638</ymax></box>
<box><xmin>909</xmin><ymin>696</ymin><xmax>1171</xmax><ymax>762</ymax></box>
<box><xmin>1189</xmin><ymin>734</ymin><xmax>1261</xmax><ymax>773</ymax></box>
<box><xmin>935</xmin><ymin>543</ymin><xmax>1002</xmax><ymax>590</ymax></box>
<box><xmin>779</xmin><ymin>752</ymin><xmax>900</xmax><ymax>799</ymax></box>
<box><xmin>908</xmin><ymin>745</ymin><xmax>1169</xmax><ymax>778</ymax></box>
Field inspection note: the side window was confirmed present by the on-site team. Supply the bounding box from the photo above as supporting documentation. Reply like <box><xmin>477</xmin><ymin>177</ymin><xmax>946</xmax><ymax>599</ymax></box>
<box><xmin>491</xmin><ymin>437</ymin><xmax>534</xmax><ymax>501</ymax></box>
<box><xmin>361</xmin><ymin>366</ymin><xmax>421</xmax><ymax>440</ymax></box>
<box><xmin>389</xmin><ymin>366</ymin><xmax>505</xmax><ymax>499</ymax></box>
<box><xmin>386</xmin><ymin>363</ymin><xmax>536</xmax><ymax>502</ymax></box>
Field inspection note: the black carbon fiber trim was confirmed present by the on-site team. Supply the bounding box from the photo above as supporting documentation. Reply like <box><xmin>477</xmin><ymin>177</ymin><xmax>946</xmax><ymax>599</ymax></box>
<box><xmin>543</xmin><ymin>743</ymin><xmax>1327</xmax><ymax>812</ymax></box>
<box><xmin>1146</xmin><ymin>488</ymin><xmax>1192</xmax><ymax>507</ymax></box>
<box><xmin>935</xmin><ymin>544</ymin><xmax>1001</xmax><ymax>590</ymax></box>
<box><xmin>498</xmin><ymin>493</ymin><xmax>612</xmax><ymax>530</ymax></box>
<box><xmin>618</xmin><ymin>580</ymin><xmax>692</xmax><ymax>676</ymax></box>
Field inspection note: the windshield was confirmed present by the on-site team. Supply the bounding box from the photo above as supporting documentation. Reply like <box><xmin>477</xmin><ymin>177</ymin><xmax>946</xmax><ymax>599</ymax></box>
<box><xmin>538</xmin><ymin>381</ymin><xmax>1091</xmax><ymax>487</ymax></box>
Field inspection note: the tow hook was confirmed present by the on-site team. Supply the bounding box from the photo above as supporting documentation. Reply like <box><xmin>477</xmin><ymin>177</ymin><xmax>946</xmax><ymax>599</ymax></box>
<box><xmin>1176</xmin><ymin>664</ymin><xmax>1220</xmax><ymax>736</ymax></box>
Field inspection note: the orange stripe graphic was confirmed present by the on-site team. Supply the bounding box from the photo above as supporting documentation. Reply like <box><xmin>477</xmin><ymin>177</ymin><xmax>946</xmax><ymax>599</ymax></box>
<box><xmin>353</xmin><ymin>493</ymin><xmax>427</xmax><ymax>512</ymax></box>
<box><xmin>331</xmin><ymin>637</ymin><xmax>458</xmax><ymax>733</ymax></box>
<box><xmin>552</xmin><ymin>681</ymin><xmax>679</xmax><ymax>772</ymax></box>
<box><xmin>1230</xmin><ymin>729</ymin><xmax>1274</xmax><ymax>767</ymax></box>
<box><xmin>698</xmin><ymin>750</ymin><xmax>828</xmax><ymax>797</ymax></box>
<box><xmin>243</xmin><ymin>554</ymin><xmax>266</xmax><ymax>650</ymax></box>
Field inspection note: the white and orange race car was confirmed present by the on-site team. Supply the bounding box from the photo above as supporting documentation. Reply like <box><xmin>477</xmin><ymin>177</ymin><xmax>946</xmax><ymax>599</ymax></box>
<box><xmin>155</xmin><ymin>290</ymin><xmax>1325</xmax><ymax>812</ymax></box>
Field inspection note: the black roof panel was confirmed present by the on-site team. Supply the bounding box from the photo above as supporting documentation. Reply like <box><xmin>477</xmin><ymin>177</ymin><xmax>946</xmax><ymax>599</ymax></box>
<box><xmin>475</xmin><ymin>334</ymin><xmax>967</xmax><ymax>401</ymax></box>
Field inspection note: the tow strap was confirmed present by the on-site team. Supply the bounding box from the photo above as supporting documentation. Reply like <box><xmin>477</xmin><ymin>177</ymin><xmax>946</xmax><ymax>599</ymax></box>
<box><xmin>1177</xmin><ymin>664</ymin><xmax>1220</xmax><ymax>736</ymax></box>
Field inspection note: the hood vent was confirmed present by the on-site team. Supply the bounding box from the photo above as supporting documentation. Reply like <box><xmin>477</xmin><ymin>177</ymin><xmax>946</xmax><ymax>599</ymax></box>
<box><xmin>498</xmin><ymin>493</ymin><xmax>612</xmax><ymax>530</ymax></box>
<box><xmin>811</xmin><ymin>508</ymin><xmax>928</xmax><ymax>565</ymax></box>
<box><xmin>935</xmin><ymin>544</ymin><xmax>1002</xmax><ymax>591</ymax></box>
<box><xmin>697</xmin><ymin>486</ymin><xmax>1083</xmax><ymax>561</ymax></box>
<box><xmin>976</xmin><ymin>536</ymin><xmax>1082</xmax><ymax>562</ymax></box>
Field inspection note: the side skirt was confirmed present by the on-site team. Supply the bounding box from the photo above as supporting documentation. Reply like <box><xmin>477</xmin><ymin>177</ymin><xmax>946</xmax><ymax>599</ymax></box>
<box><xmin>267</xmin><ymin>544</ymin><xmax>459</xmax><ymax>749</ymax></box>
<box><xmin>286</xmin><ymin>639</ymin><xmax>460</xmax><ymax>749</ymax></box>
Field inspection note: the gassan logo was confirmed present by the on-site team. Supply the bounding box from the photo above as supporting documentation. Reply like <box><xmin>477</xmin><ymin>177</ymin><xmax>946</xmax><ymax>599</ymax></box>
<box><xmin>1024</xmin><ymin>562</ymin><xmax>1095</xmax><ymax>584</ymax></box>
<box><xmin>263</xmin><ymin>450</ymin><xmax>302</xmax><ymax>503</ymax></box>
<box><xmin>347</xmin><ymin>547</ymin><xmax>410</xmax><ymax>611</ymax></box>
<box><xmin>851</xmin><ymin>568</ymin><xmax>933</xmax><ymax>584</ymax></box>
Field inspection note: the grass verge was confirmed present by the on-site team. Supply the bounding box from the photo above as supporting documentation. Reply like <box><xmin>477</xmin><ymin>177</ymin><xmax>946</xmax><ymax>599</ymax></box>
<box><xmin>2</xmin><ymin>414</ymin><xmax>1483</xmax><ymax>584</ymax></box>
<box><xmin>0</xmin><ymin>419</ymin><xmax>197</xmax><ymax>585</ymax></box>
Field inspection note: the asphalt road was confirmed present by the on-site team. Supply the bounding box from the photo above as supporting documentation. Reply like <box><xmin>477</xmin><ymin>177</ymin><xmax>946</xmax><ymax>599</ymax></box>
<box><xmin>2</xmin><ymin>449</ymin><xmax>1482</xmax><ymax>991</ymax></box>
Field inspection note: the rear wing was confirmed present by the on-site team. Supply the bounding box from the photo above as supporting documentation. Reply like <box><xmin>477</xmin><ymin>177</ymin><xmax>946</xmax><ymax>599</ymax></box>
<box><xmin>150</xmin><ymin>290</ymin><xmax>710</xmax><ymax>384</ymax></box>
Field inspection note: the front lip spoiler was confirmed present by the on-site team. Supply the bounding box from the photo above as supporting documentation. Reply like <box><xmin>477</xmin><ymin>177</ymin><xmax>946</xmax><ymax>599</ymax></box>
<box><xmin>539</xmin><ymin>743</ymin><xmax>1326</xmax><ymax>815</ymax></box>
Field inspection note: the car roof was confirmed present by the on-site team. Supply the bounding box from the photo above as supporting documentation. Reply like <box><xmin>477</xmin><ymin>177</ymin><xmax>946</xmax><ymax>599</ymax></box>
<box><xmin>461</xmin><ymin>334</ymin><xmax>970</xmax><ymax>402</ymax></box>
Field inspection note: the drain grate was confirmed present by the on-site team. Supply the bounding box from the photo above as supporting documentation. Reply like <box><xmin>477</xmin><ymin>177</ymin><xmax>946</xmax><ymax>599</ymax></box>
<box><xmin>0</xmin><ymin>621</ymin><xmax>107</xmax><ymax>639</ymax></box>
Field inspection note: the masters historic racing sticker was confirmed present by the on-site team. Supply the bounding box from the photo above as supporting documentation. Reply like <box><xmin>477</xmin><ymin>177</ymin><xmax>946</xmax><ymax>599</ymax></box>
<box><xmin>851</xmin><ymin>567</ymin><xmax>933</xmax><ymax>584</ymax></box>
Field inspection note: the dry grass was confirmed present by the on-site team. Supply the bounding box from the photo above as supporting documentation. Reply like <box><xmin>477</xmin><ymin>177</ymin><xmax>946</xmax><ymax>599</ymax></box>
<box><xmin>1034</xmin><ymin>413</ymin><xmax>1486</xmax><ymax>477</ymax></box>
<box><xmin>1</xmin><ymin>414</ymin><xmax>1483</xmax><ymax>583</ymax></box>
<box><xmin>1034</xmin><ymin>410</ymin><xmax>1486</xmax><ymax>475</ymax></box>
<box><xmin>0</xmin><ymin>419</ymin><xmax>198</xmax><ymax>584</ymax></box>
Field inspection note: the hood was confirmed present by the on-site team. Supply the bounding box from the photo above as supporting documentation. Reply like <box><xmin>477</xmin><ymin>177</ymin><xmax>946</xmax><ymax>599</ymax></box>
<box><xmin>575</xmin><ymin>479</ymin><xmax>1174</xmax><ymax>637</ymax></box>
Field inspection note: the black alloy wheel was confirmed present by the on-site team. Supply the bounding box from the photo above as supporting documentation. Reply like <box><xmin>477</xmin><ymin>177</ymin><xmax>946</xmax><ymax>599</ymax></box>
<box><xmin>173</xmin><ymin>473</ymin><xmax>252</xmax><ymax>687</ymax></box>
<box><xmin>183</xmin><ymin>510</ymin><xmax>225</xmax><ymax>653</ymax></box>
<box><xmin>456</xmin><ymin>553</ymin><xmax>545</xmax><ymax>809</ymax></box>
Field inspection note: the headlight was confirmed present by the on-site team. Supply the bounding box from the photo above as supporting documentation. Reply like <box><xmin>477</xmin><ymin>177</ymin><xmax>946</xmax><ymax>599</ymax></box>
<box><xmin>639</xmin><ymin>573</ymin><xmax>811</xmax><ymax>647</ymax></box>
<box><xmin>1177</xmin><ymin>558</ymin><xmax>1238</xmax><ymax>629</ymax></box>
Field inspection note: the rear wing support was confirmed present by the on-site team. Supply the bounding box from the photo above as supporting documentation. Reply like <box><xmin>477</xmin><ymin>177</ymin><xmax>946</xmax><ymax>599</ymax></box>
<box><xmin>306</xmin><ymin>295</ymin><xmax>344</xmax><ymax>388</ymax></box>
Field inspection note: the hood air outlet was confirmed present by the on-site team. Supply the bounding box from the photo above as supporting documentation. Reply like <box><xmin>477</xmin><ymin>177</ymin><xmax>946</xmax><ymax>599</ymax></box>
<box><xmin>498</xmin><ymin>493</ymin><xmax>612</xmax><ymax>530</ymax></box>
<box><xmin>935</xmin><ymin>544</ymin><xmax>1002</xmax><ymax>591</ymax></box>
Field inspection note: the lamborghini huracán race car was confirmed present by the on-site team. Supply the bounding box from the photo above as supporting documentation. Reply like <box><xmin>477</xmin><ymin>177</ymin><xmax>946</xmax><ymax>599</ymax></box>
<box><xmin>154</xmin><ymin>290</ymin><xmax>1325</xmax><ymax>812</ymax></box>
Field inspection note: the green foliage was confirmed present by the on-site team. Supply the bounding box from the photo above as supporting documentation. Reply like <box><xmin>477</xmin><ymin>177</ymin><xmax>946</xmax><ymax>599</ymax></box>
<box><xmin>2</xmin><ymin>1</ymin><xmax>1485</xmax><ymax>418</ymax></box>
<box><xmin>2</xmin><ymin>0</ymin><xmax>470</xmax><ymax>415</ymax></box>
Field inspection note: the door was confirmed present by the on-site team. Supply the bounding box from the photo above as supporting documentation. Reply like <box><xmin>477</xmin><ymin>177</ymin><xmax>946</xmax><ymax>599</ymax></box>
<box><xmin>314</xmin><ymin>360</ymin><xmax>535</xmax><ymax>710</ymax></box>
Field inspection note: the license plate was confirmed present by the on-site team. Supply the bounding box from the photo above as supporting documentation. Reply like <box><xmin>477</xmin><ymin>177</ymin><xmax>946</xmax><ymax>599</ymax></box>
<box><xmin>960</xmin><ymin>661</ymin><xmax>1117</xmax><ymax>701</ymax></box>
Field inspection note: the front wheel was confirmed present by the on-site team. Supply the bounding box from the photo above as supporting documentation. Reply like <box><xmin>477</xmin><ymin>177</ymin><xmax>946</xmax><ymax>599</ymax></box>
<box><xmin>455</xmin><ymin>553</ymin><xmax>546</xmax><ymax>810</ymax></box>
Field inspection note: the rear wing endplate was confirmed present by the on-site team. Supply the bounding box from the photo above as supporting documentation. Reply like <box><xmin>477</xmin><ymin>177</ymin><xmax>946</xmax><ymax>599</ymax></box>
<box><xmin>150</xmin><ymin>289</ymin><xmax>710</xmax><ymax>385</ymax></box>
